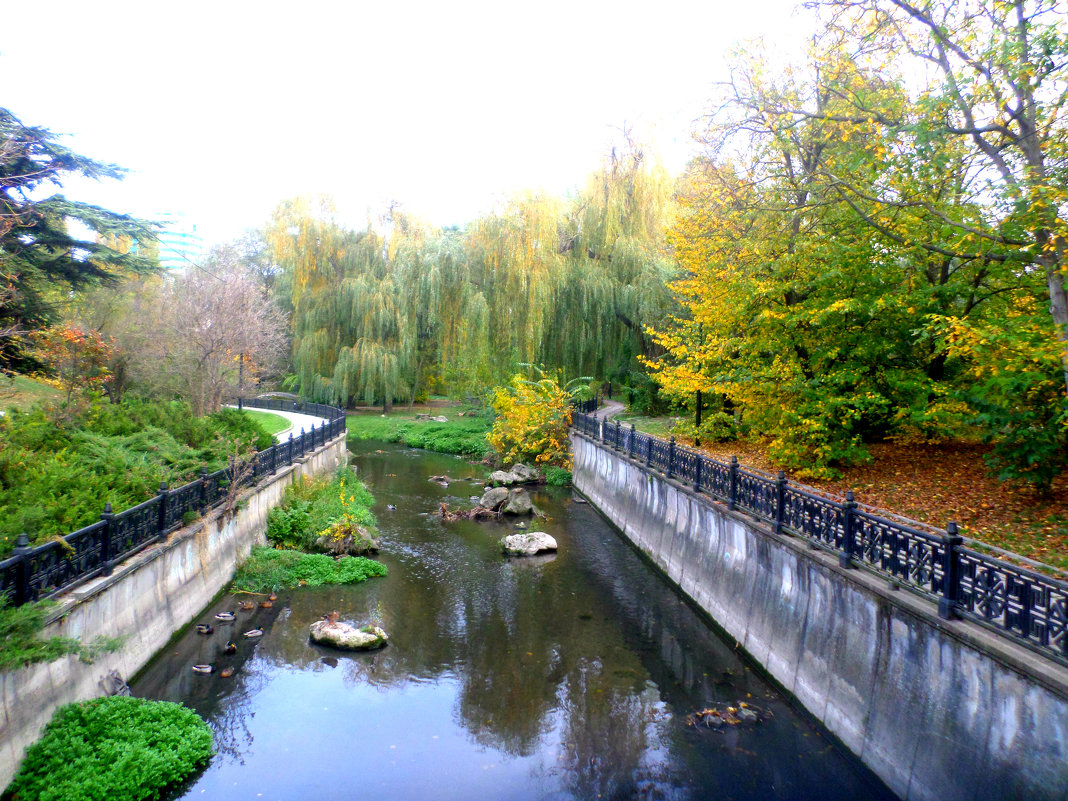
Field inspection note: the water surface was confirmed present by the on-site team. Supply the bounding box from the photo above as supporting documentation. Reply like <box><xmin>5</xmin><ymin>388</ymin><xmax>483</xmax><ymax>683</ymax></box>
<box><xmin>133</xmin><ymin>441</ymin><xmax>897</xmax><ymax>801</ymax></box>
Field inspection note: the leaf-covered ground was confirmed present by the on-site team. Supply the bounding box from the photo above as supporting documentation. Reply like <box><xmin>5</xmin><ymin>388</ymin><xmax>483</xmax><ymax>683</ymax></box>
<box><xmin>628</xmin><ymin>417</ymin><xmax>1067</xmax><ymax>570</ymax></box>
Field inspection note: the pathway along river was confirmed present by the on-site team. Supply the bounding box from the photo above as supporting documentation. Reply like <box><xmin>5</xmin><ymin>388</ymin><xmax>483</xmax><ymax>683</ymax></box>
<box><xmin>133</xmin><ymin>441</ymin><xmax>898</xmax><ymax>801</ymax></box>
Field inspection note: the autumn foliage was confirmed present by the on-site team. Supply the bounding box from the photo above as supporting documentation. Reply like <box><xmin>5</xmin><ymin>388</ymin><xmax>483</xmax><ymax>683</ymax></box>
<box><xmin>488</xmin><ymin>373</ymin><xmax>574</xmax><ymax>468</ymax></box>
<box><xmin>31</xmin><ymin>324</ymin><xmax>113</xmax><ymax>415</ymax></box>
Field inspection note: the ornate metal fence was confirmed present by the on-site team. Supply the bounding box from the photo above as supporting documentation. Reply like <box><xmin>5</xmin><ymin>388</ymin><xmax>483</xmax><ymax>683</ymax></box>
<box><xmin>0</xmin><ymin>398</ymin><xmax>347</xmax><ymax>608</ymax></box>
<box><xmin>573</xmin><ymin>412</ymin><xmax>1068</xmax><ymax>665</ymax></box>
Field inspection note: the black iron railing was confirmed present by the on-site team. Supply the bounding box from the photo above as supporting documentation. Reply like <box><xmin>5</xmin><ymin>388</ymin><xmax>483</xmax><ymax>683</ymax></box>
<box><xmin>573</xmin><ymin>412</ymin><xmax>1068</xmax><ymax>665</ymax></box>
<box><xmin>0</xmin><ymin>398</ymin><xmax>347</xmax><ymax>608</ymax></box>
<box><xmin>571</xmin><ymin>397</ymin><xmax>600</xmax><ymax>415</ymax></box>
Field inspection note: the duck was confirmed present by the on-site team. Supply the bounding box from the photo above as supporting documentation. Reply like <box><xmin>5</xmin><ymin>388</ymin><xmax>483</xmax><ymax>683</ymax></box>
<box><xmin>214</xmin><ymin>611</ymin><xmax>235</xmax><ymax>622</ymax></box>
<box><xmin>192</xmin><ymin>664</ymin><xmax>213</xmax><ymax>674</ymax></box>
<box><xmin>244</xmin><ymin>629</ymin><xmax>264</xmax><ymax>639</ymax></box>
<box><xmin>259</xmin><ymin>600</ymin><xmax>274</xmax><ymax>609</ymax></box>
<box><xmin>268</xmin><ymin>592</ymin><xmax>278</xmax><ymax>602</ymax></box>
<box><xmin>195</xmin><ymin>624</ymin><xmax>214</xmax><ymax>635</ymax></box>
<box><xmin>219</xmin><ymin>666</ymin><xmax>235</xmax><ymax>678</ymax></box>
<box><xmin>239</xmin><ymin>600</ymin><xmax>256</xmax><ymax>611</ymax></box>
<box><xmin>387</xmin><ymin>504</ymin><xmax>396</xmax><ymax>511</ymax></box>
<box><xmin>224</xmin><ymin>640</ymin><xmax>237</xmax><ymax>655</ymax></box>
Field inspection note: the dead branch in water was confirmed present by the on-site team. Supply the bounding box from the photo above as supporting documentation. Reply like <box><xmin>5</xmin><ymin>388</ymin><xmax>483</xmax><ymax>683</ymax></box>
<box><xmin>437</xmin><ymin>502</ymin><xmax>501</xmax><ymax>521</ymax></box>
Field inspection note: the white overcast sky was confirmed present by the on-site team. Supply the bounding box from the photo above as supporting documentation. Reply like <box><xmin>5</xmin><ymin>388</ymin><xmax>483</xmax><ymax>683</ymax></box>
<box><xmin>1</xmin><ymin>0</ymin><xmax>812</xmax><ymax>246</ymax></box>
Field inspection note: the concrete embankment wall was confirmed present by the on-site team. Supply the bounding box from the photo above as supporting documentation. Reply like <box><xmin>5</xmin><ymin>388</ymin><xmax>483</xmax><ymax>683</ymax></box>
<box><xmin>0</xmin><ymin>434</ymin><xmax>348</xmax><ymax>787</ymax></box>
<box><xmin>571</xmin><ymin>432</ymin><xmax>1068</xmax><ymax>801</ymax></box>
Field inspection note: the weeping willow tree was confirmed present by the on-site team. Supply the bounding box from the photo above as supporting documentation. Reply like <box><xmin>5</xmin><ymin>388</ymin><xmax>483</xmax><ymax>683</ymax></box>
<box><xmin>266</xmin><ymin>139</ymin><xmax>678</xmax><ymax>407</ymax></box>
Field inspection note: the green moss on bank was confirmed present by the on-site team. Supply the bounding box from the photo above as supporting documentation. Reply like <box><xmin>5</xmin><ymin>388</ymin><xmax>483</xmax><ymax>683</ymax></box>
<box><xmin>232</xmin><ymin>546</ymin><xmax>387</xmax><ymax>593</ymax></box>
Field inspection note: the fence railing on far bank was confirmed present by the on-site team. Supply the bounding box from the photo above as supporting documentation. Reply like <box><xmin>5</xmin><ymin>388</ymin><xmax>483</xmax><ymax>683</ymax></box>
<box><xmin>573</xmin><ymin>412</ymin><xmax>1068</xmax><ymax>666</ymax></box>
<box><xmin>0</xmin><ymin>398</ymin><xmax>346</xmax><ymax>608</ymax></box>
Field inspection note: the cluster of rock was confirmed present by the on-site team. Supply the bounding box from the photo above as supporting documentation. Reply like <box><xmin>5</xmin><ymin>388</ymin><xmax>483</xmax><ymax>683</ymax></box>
<box><xmin>415</xmin><ymin>413</ymin><xmax>450</xmax><ymax>423</ymax></box>
<box><xmin>477</xmin><ymin>486</ymin><xmax>533</xmax><ymax>515</ymax></box>
<box><xmin>487</xmin><ymin>463</ymin><xmax>539</xmax><ymax>486</ymax></box>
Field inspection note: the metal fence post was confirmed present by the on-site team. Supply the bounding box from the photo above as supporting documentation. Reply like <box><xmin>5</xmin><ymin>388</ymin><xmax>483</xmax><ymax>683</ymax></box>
<box><xmin>628</xmin><ymin>424</ymin><xmax>636</xmax><ymax>459</ymax></box>
<box><xmin>694</xmin><ymin>455</ymin><xmax>702</xmax><ymax>492</ymax></box>
<box><xmin>728</xmin><ymin>456</ymin><xmax>738</xmax><ymax>510</ymax></box>
<box><xmin>13</xmin><ymin>533</ymin><xmax>31</xmax><ymax>605</ymax></box>
<box><xmin>645</xmin><ymin>434</ymin><xmax>652</xmax><ymax>467</ymax></box>
<box><xmin>270</xmin><ymin>444</ymin><xmax>276</xmax><ymax>474</ymax></box>
<box><xmin>288</xmin><ymin>433</ymin><xmax>294</xmax><ymax>464</ymax></box>
<box><xmin>156</xmin><ymin>483</ymin><xmax>169</xmax><ymax>539</ymax></box>
<box><xmin>774</xmin><ymin>470</ymin><xmax>786</xmax><ymax>534</ymax></box>
<box><xmin>839</xmin><ymin>490</ymin><xmax>857</xmax><ymax>568</ymax></box>
<box><xmin>938</xmin><ymin>522</ymin><xmax>963</xmax><ymax>620</ymax></box>
<box><xmin>100</xmin><ymin>503</ymin><xmax>114</xmax><ymax>576</ymax></box>
<box><xmin>667</xmin><ymin>437</ymin><xmax>676</xmax><ymax>479</ymax></box>
<box><xmin>299</xmin><ymin>428</ymin><xmax>306</xmax><ymax>457</ymax></box>
<box><xmin>615</xmin><ymin>419</ymin><xmax>621</xmax><ymax>450</ymax></box>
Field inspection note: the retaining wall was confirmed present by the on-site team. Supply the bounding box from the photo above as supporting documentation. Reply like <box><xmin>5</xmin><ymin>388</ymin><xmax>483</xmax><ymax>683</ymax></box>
<box><xmin>0</xmin><ymin>434</ymin><xmax>348</xmax><ymax>787</ymax></box>
<box><xmin>572</xmin><ymin>432</ymin><xmax>1068</xmax><ymax>801</ymax></box>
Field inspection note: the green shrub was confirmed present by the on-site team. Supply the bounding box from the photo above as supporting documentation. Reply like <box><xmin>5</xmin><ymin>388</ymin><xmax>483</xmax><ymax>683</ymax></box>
<box><xmin>4</xmin><ymin>696</ymin><xmax>212</xmax><ymax>801</ymax></box>
<box><xmin>0</xmin><ymin>397</ymin><xmax>275</xmax><ymax>556</ymax></box>
<box><xmin>232</xmin><ymin>546</ymin><xmax>387</xmax><ymax>593</ymax></box>
<box><xmin>266</xmin><ymin>467</ymin><xmax>375</xmax><ymax>551</ymax></box>
<box><xmin>544</xmin><ymin>466</ymin><xmax>572</xmax><ymax>486</ymax></box>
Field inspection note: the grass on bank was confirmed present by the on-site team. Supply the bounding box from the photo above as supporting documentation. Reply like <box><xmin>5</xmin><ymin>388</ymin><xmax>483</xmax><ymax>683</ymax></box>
<box><xmin>232</xmin><ymin>547</ymin><xmax>387</xmax><ymax>593</ymax></box>
<box><xmin>0</xmin><ymin>375</ymin><xmax>62</xmax><ymax>413</ymax></box>
<box><xmin>3</xmin><ymin>696</ymin><xmax>212</xmax><ymax>801</ymax></box>
<box><xmin>346</xmin><ymin>409</ymin><xmax>492</xmax><ymax>458</ymax></box>
<box><xmin>616</xmin><ymin>410</ymin><xmax>1068</xmax><ymax>569</ymax></box>
<box><xmin>240</xmin><ymin>409</ymin><xmax>291</xmax><ymax>437</ymax></box>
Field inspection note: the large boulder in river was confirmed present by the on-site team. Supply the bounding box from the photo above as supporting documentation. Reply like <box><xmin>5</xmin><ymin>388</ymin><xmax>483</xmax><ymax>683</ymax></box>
<box><xmin>479</xmin><ymin>486</ymin><xmax>510</xmax><ymax>510</ymax></box>
<box><xmin>503</xmin><ymin>488</ymin><xmax>533</xmax><ymax>515</ymax></box>
<box><xmin>500</xmin><ymin>532</ymin><xmax>558</xmax><ymax>556</ymax></box>
<box><xmin>309</xmin><ymin>620</ymin><xmax>388</xmax><ymax>651</ymax></box>
<box><xmin>508</xmin><ymin>463</ymin><xmax>539</xmax><ymax>482</ymax></box>
<box><xmin>489</xmin><ymin>462</ymin><xmax>539</xmax><ymax>486</ymax></box>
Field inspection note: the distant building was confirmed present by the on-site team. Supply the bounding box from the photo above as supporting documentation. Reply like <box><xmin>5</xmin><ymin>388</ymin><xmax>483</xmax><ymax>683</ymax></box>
<box><xmin>155</xmin><ymin>213</ymin><xmax>204</xmax><ymax>271</ymax></box>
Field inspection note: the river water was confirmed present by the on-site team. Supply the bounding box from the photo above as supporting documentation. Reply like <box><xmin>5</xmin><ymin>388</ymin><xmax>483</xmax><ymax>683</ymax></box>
<box><xmin>132</xmin><ymin>440</ymin><xmax>898</xmax><ymax>801</ymax></box>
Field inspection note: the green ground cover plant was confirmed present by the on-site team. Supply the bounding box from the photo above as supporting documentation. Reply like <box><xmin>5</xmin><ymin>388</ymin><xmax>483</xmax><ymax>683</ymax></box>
<box><xmin>3</xmin><ymin>696</ymin><xmax>212</xmax><ymax>801</ymax></box>
<box><xmin>0</xmin><ymin>397</ymin><xmax>275</xmax><ymax>556</ymax></box>
<box><xmin>544</xmin><ymin>466</ymin><xmax>572</xmax><ymax>487</ymax></box>
<box><xmin>266</xmin><ymin>467</ymin><xmax>375</xmax><ymax>551</ymax></box>
<box><xmin>346</xmin><ymin>411</ymin><xmax>491</xmax><ymax>457</ymax></box>
<box><xmin>232</xmin><ymin>546</ymin><xmax>387</xmax><ymax>593</ymax></box>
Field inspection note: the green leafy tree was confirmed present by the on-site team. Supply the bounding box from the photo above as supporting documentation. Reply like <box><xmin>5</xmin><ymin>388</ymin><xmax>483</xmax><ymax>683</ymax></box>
<box><xmin>0</xmin><ymin>108</ymin><xmax>155</xmax><ymax>367</ymax></box>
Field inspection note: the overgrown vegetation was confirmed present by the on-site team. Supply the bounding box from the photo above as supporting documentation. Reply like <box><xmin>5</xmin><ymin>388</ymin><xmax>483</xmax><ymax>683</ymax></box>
<box><xmin>0</xmin><ymin>598</ymin><xmax>121</xmax><ymax>672</ymax></box>
<box><xmin>3</xmin><ymin>696</ymin><xmax>212</xmax><ymax>801</ymax></box>
<box><xmin>346</xmin><ymin>411</ymin><xmax>492</xmax><ymax>458</ymax></box>
<box><xmin>544</xmin><ymin>466</ymin><xmax>572</xmax><ymax>487</ymax></box>
<box><xmin>265</xmin><ymin>467</ymin><xmax>375</xmax><ymax>551</ymax></box>
<box><xmin>0</xmin><ymin>397</ymin><xmax>274</xmax><ymax>556</ymax></box>
<box><xmin>232</xmin><ymin>546</ymin><xmax>387</xmax><ymax>593</ymax></box>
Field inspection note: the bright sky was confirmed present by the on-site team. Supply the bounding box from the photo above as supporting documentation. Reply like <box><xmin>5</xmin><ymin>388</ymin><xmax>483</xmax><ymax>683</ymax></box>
<box><xmin>1</xmin><ymin>0</ymin><xmax>812</xmax><ymax>247</ymax></box>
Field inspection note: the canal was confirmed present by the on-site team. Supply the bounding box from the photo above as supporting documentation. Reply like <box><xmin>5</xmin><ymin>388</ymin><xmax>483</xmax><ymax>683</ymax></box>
<box><xmin>133</xmin><ymin>440</ymin><xmax>898</xmax><ymax>801</ymax></box>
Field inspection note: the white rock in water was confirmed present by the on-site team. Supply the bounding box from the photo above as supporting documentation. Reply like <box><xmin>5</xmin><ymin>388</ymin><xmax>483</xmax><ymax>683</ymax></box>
<box><xmin>500</xmin><ymin>532</ymin><xmax>558</xmax><ymax>556</ymax></box>
<box><xmin>309</xmin><ymin>620</ymin><xmax>388</xmax><ymax>651</ymax></box>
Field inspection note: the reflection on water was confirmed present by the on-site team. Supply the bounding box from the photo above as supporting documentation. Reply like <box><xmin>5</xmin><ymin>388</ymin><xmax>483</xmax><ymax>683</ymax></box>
<box><xmin>132</xmin><ymin>441</ymin><xmax>898</xmax><ymax>801</ymax></box>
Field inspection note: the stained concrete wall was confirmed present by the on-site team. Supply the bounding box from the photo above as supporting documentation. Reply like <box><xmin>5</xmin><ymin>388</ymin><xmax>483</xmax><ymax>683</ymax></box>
<box><xmin>572</xmin><ymin>432</ymin><xmax>1068</xmax><ymax>801</ymax></box>
<box><xmin>0</xmin><ymin>434</ymin><xmax>348</xmax><ymax>787</ymax></box>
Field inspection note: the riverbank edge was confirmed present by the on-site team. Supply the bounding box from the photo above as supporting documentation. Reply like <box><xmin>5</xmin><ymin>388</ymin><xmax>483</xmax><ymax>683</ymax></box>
<box><xmin>571</xmin><ymin>432</ymin><xmax>1068</xmax><ymax>801</ymax></box>
<box><xmin>0</xmin><ymin>433</ymin><xmax>348</xmax><ymax>789</ymax></box>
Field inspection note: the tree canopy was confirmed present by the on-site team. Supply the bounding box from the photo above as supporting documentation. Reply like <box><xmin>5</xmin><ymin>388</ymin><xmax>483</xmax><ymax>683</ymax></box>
<box><xmin>0</xmin><ymin>108</ymin><xmax>155</xmax><ymax>365</ymax></box>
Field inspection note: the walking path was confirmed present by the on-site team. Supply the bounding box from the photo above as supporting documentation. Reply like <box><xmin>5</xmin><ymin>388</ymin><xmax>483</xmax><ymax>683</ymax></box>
<box><xmin>591</xmin><ymin>399</ymin><xmax>625</xmax><ymax>420</ymax></box>
<box><xmin>226</xmin><ymin>406</ymin><xmax>332</xmax><ymax>443</ymax></box>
